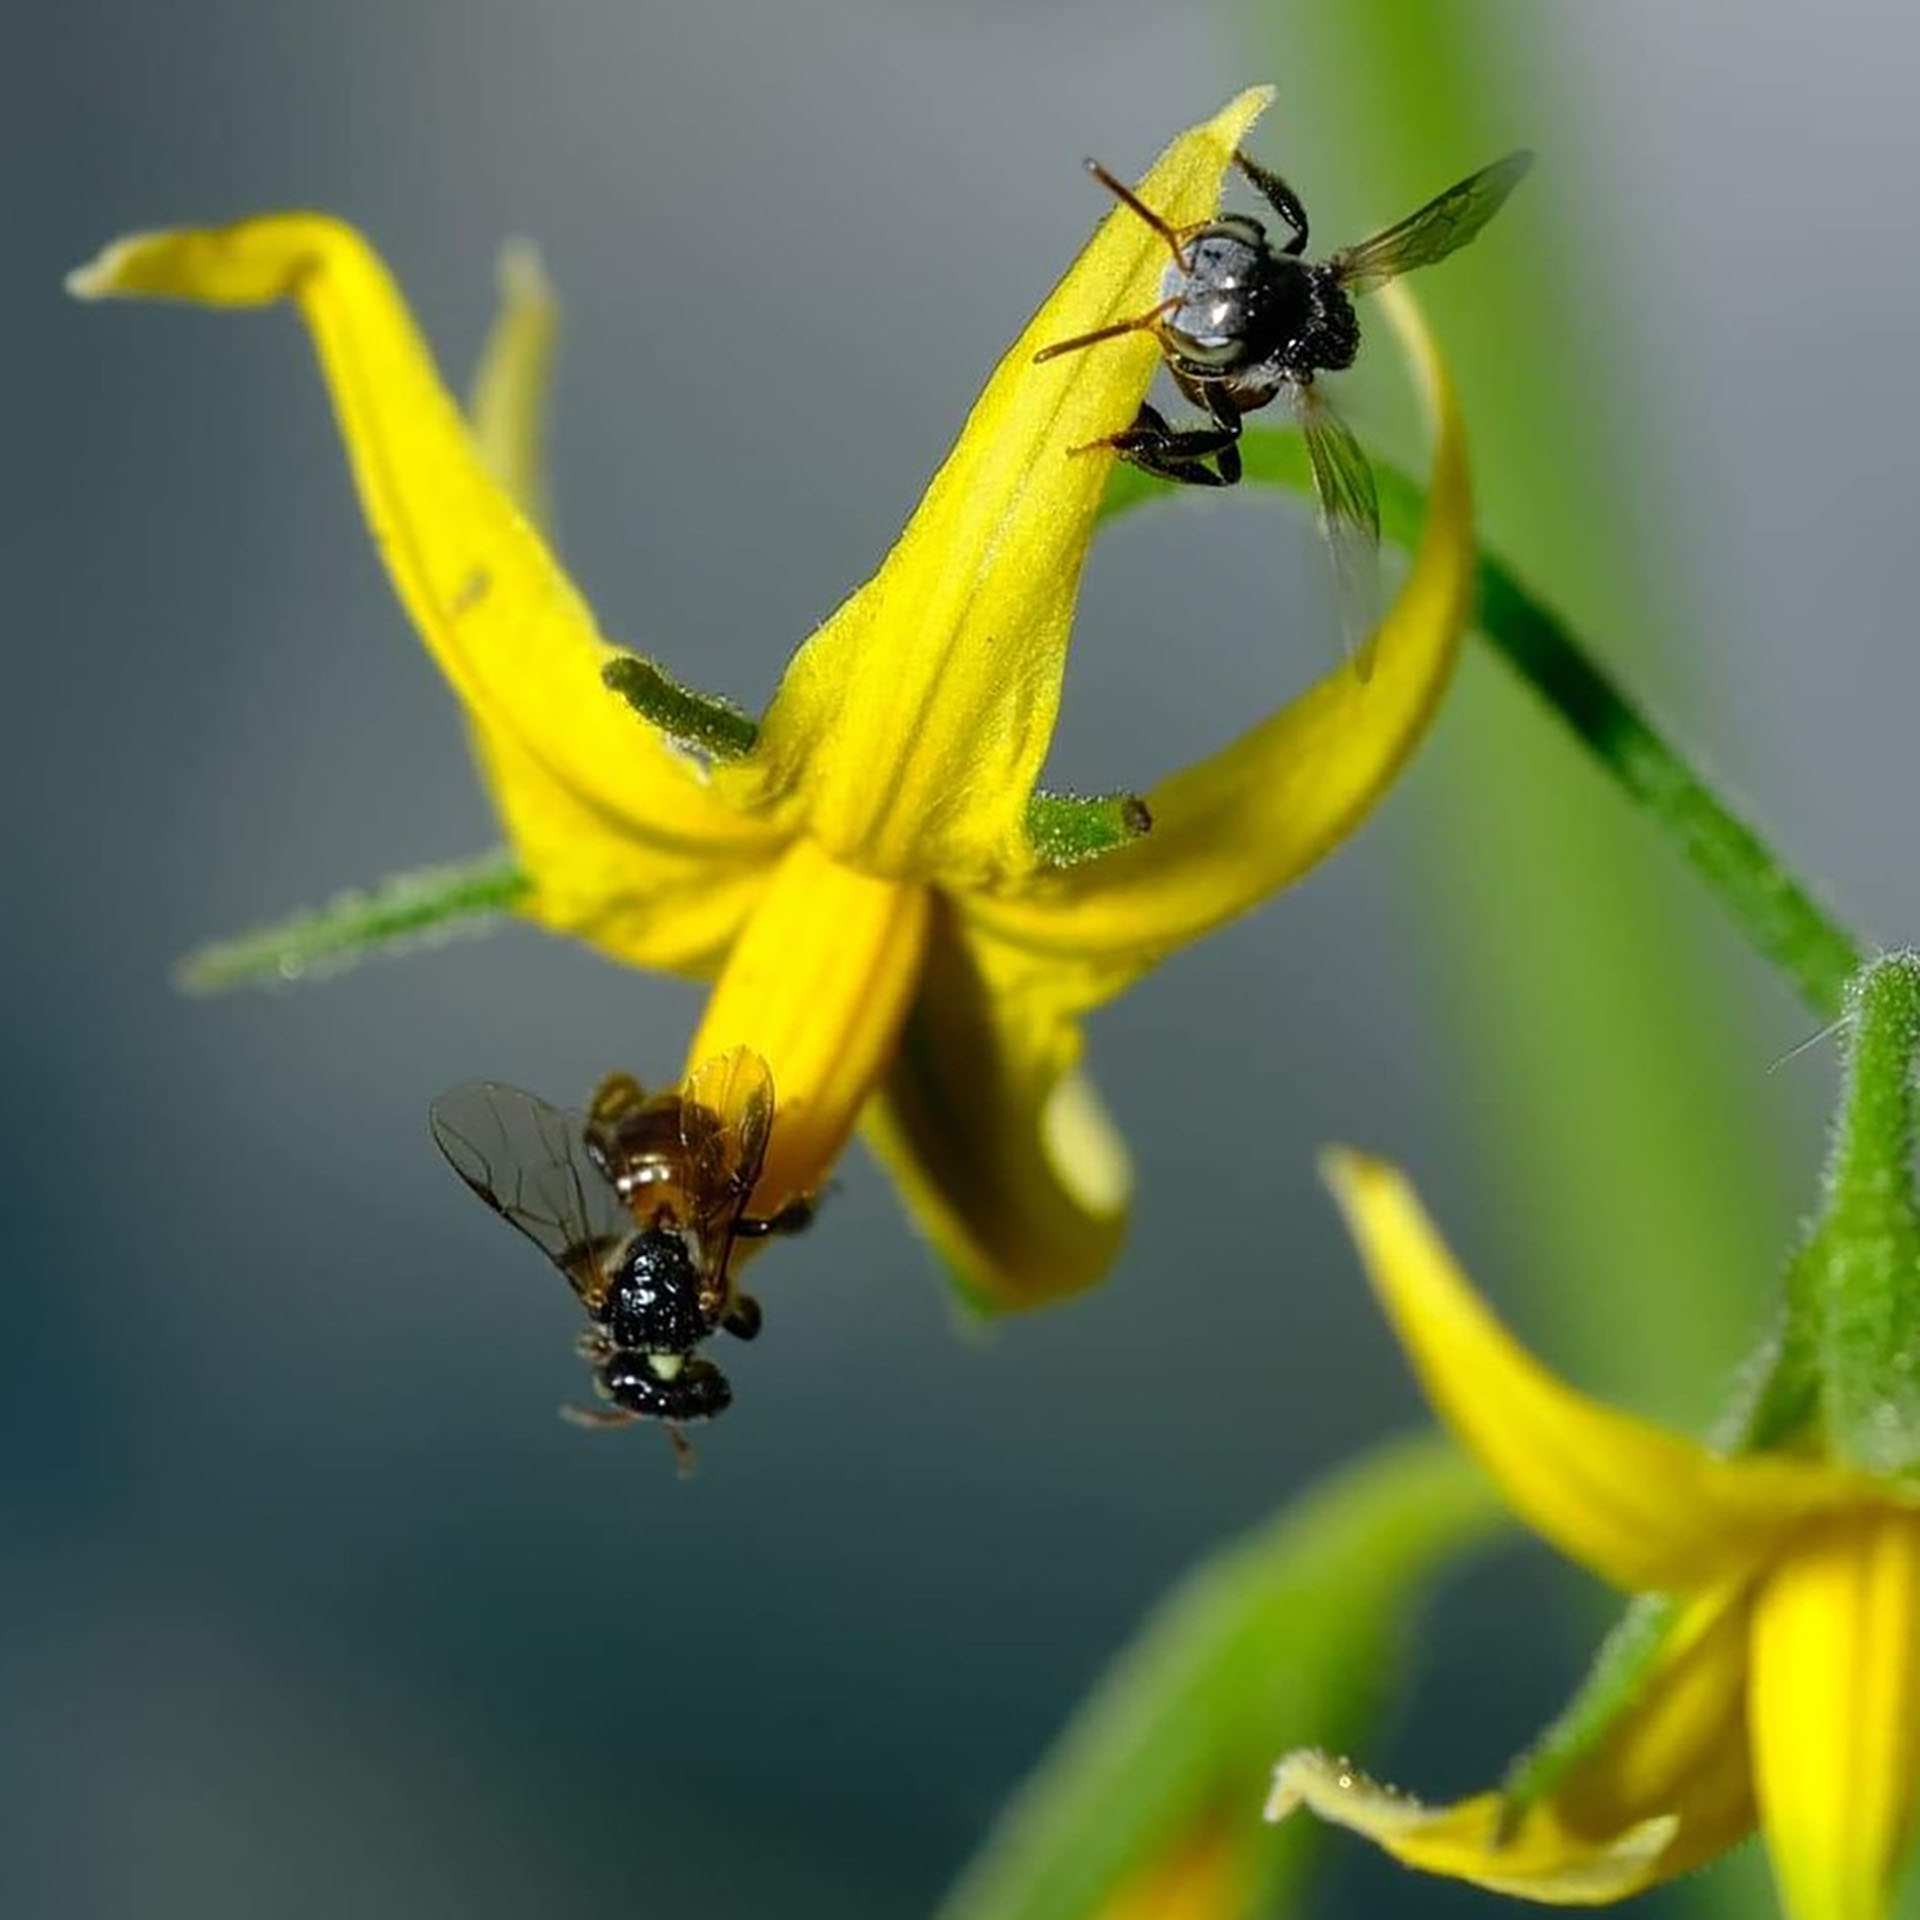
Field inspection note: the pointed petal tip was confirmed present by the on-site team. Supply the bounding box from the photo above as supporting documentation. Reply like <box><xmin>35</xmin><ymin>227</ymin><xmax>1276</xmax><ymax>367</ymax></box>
<box><xmin>1265</xmin><ymin>1750</ymin><xmax>1425</xmax><ymax>1834</ymax></box>
<box><xmin>1201</xmin><ymin>85</ymin><xmax>1277</xmax><ymax>159</ymax></box>
<box><xmin>495</xmin><ymin>236</ymin><xmax>554</xmax><ymax>306</ymax></box>
<box><xmin>65</xmin><ymin>235</ymin><xmax>144</xmax><ymax>300</ymax></box>
<box><xmin>1224</xmin><ymin>81</ymin><xmax>1279</xmax><ymax>122</ymax></box>
<box><xmin>1318</xmin><ymin>1144</ymin><xmax>1394</xmax><ymax>1205</ymax></box>
<box><xmin>1267</xmin><ymin>1749</ymin><xmax>1684</xmax><ymax>1901</ymax></box>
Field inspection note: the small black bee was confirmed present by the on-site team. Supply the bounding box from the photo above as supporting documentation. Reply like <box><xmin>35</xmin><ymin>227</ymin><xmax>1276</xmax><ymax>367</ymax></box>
<box><xmin>430</xmin><ymin>1048</ymin><xmax>812</xmax><ymax>1470</ymax></box>
<box><xmin>1037</xmin><ymin>146</ymin><xmax>1533</xmax><ymax>661</ymax></box>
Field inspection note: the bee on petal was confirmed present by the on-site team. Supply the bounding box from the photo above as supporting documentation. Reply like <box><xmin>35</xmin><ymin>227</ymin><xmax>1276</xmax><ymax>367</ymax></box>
<box><xmin>430</xmin><ymin>1048</ymin><xmax>813</xmax><ymax>1470</ymax></box>
<box><xmin>1038</xmin><ymin>145</ymin><xmax>1532</xmax><ymax>665</ymax></box>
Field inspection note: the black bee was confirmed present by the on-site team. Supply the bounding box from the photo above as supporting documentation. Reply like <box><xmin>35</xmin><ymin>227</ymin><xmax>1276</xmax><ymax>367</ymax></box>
<box><xmin>430</xmin><ymin>1048</ymin><xmax>812</xmax><ymax>1469</ymax></box>
<box><xmin>1037</xmin><ymin>146</ymin><xmax>1533</xmax><ymax>661</ymax></box>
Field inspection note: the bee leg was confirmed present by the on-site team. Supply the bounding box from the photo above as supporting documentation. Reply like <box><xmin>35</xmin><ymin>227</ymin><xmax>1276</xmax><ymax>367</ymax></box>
<box><xmin>559</xmin><ymin>1402</ymin><xmax>639</xmax><ymax>1430</ymax></box>
<box><xmin>663</xmin><ymin>1424</ymin><xmax>698</xmax><ymax>1479</ymax></box>
<box><xmin>1232</xmin><ymin>149</ymin><xmax>1310</xmax><ymax>255</ymax></box>
<box><xmin>1078</xmin><ymin>401</ymin><xmax>1241</xmax><ymax>488</ymax></box>
<box><xmin>1186</xmin><ymin>379</ymin><xmax>1245</xmax><ymax>485</ymax></box>
<box><xmin>721</xmin><ymin>1292</ymin><xmax>763</xmax><ymax>1341</ymax></box>
<box><xmin>735</xmin><ymin>1195</ymin><xmax>817</xmax><ymax>1240</ymax></box>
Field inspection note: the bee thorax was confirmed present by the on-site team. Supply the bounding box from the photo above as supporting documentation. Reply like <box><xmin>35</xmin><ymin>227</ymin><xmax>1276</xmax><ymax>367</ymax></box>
<box><xmin>602</xmin><ymin>1226</ymin><xmax>710</xmax><ymax>1353</ymax></box>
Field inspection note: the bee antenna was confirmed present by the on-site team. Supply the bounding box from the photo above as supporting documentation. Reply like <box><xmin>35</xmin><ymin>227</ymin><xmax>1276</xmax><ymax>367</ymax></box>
<box><xmin>1033</xmin><ymin>295</ymin><xmax>1181</xmax><ymax>366</ymax></box>
<box><xmin>1084</xmin><ymin>159</ymin><xmax>1190</xmax><ymax>269</ymax></box>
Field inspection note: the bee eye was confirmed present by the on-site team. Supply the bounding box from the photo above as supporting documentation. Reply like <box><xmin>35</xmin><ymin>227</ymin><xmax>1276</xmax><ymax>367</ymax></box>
<box><xmin>1165</xmin><ymin>326</ymin><xmax>1243</xmax><ymax>370</ymax></box>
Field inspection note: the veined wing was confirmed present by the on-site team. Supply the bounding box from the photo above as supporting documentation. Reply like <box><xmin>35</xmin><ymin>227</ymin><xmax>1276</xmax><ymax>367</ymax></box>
<box><xmin>430</xmin><ymin>1081</ymin><xmax>630</xmax><ymax>1311</ymax></box>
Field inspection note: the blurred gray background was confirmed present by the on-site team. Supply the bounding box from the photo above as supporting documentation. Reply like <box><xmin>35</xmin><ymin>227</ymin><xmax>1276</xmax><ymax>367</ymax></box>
<box><xmin>6</xmin><ymin>3</ymin><xmax>1918</xmax><ymax>1915</ymax></box>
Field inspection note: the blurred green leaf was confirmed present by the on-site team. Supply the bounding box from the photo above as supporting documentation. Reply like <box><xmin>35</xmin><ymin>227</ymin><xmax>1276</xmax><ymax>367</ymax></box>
<box><xmin>935</xmin><ymin>1435</ymin><xmax>1504</xmax><ymax>1920</ymax></box>
<box><xmin>1254</xmin><ymin>0</ymin><xmax>1789</xmax><ymax>1441</ymax></box>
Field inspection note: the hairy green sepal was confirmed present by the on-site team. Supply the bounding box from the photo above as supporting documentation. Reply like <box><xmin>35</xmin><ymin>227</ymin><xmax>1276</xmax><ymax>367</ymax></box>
<box><xmin>600</xmin><ymin>652</ymin><xmax>759</xmax><ymax>761</ymax></box>
<box><xmin>1023</xmin><ymin>789</ymin><xmax>1153</xmax><ymax>869</ymax></box>
<box><xmin>596</xmin><ymin>657</ymin><xmax>1151</xmax><ymax>872</ymax></box>
<box><xmin>176</xmin><ymin>850</ymin><xmax>530</xmax><ymax>993</ymax></box>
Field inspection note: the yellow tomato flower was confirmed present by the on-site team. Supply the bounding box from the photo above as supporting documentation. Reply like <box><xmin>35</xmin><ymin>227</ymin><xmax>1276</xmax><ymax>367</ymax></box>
<box><xmin>69</xmin><ymin>87</ymin><xmax>1474</xmax><ymax>1310</ymax></box>
<box><xmin>1268</xmin><ymin>1143</ymin><xmax>1920</xmax><ymax>1920</ymax></box>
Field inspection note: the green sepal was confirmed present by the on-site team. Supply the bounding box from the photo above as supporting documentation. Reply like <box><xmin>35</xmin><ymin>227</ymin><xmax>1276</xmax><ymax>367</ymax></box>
<box><xmin>601</xmin><ymin>652</ymin><xmax>758</xmax><ymax>761</ymax></box>
<box><xmin>1023</xmin><ymin>788</ymin><xmax>1153</xmax><ymax>869</ymax></box>
<box><xmin>1804</xmin><ymin>953</ymin><xmax>1920</xmax><ymax>1473</ymax></box>
<box><xmin>934</xmin><ymin>1435</ymin><xmax>1503</xmax><ymax>1920</ymax></box>
<box><xmin>1496</xmin><ymin>1591</ymin><xmax>1678</xmax><ymax>1828</ymax></box>
<box><xmin>175</xmin><ymin>850</ymin><xmax>530</xmax><ymax>993</ymax></box>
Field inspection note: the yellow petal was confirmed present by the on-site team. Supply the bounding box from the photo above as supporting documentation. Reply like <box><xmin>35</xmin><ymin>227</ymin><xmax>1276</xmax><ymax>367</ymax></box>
<box><xmin>447</xmin><ymin>245</ymin><xmax>772</xmax><ymax>974</ymax></box>
<box><xmin>685</xmin><ymin>839</ymin><xmax>931</xmax><ymax>1212</ymax></box>
<box><xmin>1269</xmin><ymin>1764</ymin><xmax>1671</xmax><ymax>1903</ymax></box>
<box><xmin>861</xmin><ymin>905</ymin><xmax>1130</xmax><ymax>1312</ymax></box>
<box><xmin>1322</xmin><ymin>1151</ymin><xmax>1858</xmax><ymax>1592</ymax></box>
<box><xmin>469</xmin><ymin>723</ymin><xmax>771</xmax><ymax>976</ymax></box>
<box><xmin>69</xmin><ymin>215</ymin><xmax>770</xmax><ymax>862</ymax></box>
<box><xmin>1269</xmin><ymin>1586</ymin><xmax>1754</xmax><ymax>1900</ymax></box>
<box><xmin>1750</xmin><ymin>1509</ymin><xmax>1920</xmax><ymax>1920</ymax></box>
<box><xmin>967</xmin><ymin>284</ymin><xmax>1468</xmax><ymax>993</ymax></box>
<box><xmin>737</xmin><ymin>87</ymin><xmax>1273</xmax><ymax>883</ymax></box>
<box><xmin>468</xmin><ymin>240</ymin><xmax>559</xmax><ymax>528</ymax></box>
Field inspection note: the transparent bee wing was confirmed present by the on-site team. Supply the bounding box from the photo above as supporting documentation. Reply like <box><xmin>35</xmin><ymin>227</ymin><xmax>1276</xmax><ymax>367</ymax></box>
<box><xmin>679</xmin><ymin>1048</ymin><xmax>776</xmax><ymax>1214</ymax></box>
<box><xmin>1330</xmin><ymin>150</ymin><xmax>1534</xmax><ymax>297</ymax></box>
<box><xmin>678</xmin><ymin>1048</ymin><xmax>777</xmax><ymax>1308</ymax></box>
<box><xmin>1295</xmin><ymin>383</ymin><xmax>1384</xmax><ymax>679</ymax></box>
<box><xmin>429</xmin><ymin>1081</ymin><xmax>630</xmax><ymax>1310</ymax></box>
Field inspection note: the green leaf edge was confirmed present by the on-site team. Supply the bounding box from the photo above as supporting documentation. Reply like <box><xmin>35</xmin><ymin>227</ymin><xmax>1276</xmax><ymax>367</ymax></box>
<box><xmin>934</xmin><ymin>1433</ymin><xmax>1504</xmax><ymax>1920</ymax></box>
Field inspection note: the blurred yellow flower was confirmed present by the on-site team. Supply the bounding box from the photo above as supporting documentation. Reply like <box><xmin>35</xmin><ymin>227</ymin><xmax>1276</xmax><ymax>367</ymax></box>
<box><xmin>1270</xmin><ymin>1150</ymin><xmax>1920</xmax><ymax>1920</ymax></box>
<box><xmin>69</xmin><ymin>87</ymin><xmax>1474</xmax><ymax>1309</ymax></box>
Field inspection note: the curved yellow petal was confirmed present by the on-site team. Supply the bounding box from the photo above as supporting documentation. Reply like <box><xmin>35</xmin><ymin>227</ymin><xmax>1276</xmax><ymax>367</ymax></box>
<box><xmin>737</xmin><ymin>86</ymin><xmax>1274</xmax><ymax>883</ymax></box>
<box><xmin>861</xmin><ymin>905</ymin><xmax>1130</xmax><ymax>1312</ymax></box>
<box><xmin>1750</xmin><ymin>1509</ymin><xmax>1920</xmax><ymax>1920</ymax></box>
<box><xmin>967</xmin><ymin>283</ymin><xmax>1470</xmax><ymax>990</ymax></box>
<box><xmin>686</xmin><ymin>839</ymin><xmax>932</xmax><ymax>1213</ymax></box>
<box><xmin>1323</xmin><ymin>1151</ymin><xmax>1858</xmax><ymax>1592</ymax></box>
<box><xmin>1268</xmin><ymin>1585</ymin><xmax>1754</xmax><ymax>1901</ymax></box>
<box><xmin>469</xmin><ymin>724</ymin><xmax>770</xmax><ymax>976</ymax></box>
<box><xmin>444</xmin><ymin>247</ymin><xmax>774</xmax><ymax>976</ymax></box>
<box><xmin>468</xmin><ymin>240</ymin><xmax>559</xmax><ymax>528</ymax></box>
<box><xmin>69</xmin><ymin>215</ymin><xmax>771</xmax><ymax>862</ymax></box>
<box><xmin>1269</xmin><ymin>1764</ymin><xmax>1672</xmax><ymax>1903</ymax></box>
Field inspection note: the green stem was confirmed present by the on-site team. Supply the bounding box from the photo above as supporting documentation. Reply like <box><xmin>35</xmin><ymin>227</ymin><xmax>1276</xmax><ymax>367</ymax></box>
<box><xmin>176</xmin><ymin>849</ymin><xmax>531</xmax><ymax>993</ymax></box>
<box><xmin>1825</xmin><ymin>954</ymin><xmax>1920</xmax><ymax>1205</ymax></box>
<box><xmin>1474</xmin><ymin>553</ymin><xmax>1862</xmax><ymax>1019</ymax></box>
<box><xmin>1098</xmin><ymin>429</ymin><xmax>1866</xmax><ymax>1019</ymax></box>
<box><xmin>1807</xmin><ymin>952</ymin><xmax>1920</xmax><ymax>1471</ymax></box>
